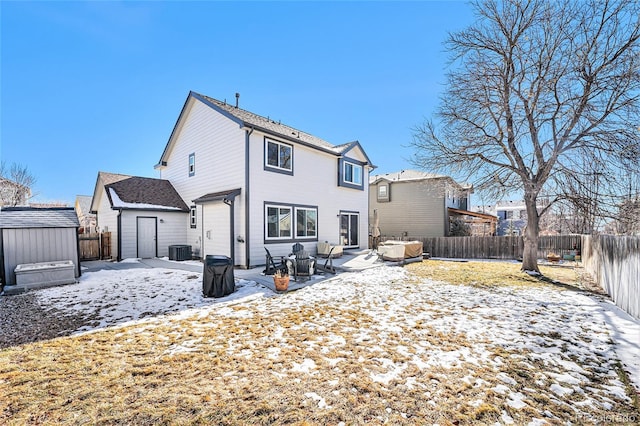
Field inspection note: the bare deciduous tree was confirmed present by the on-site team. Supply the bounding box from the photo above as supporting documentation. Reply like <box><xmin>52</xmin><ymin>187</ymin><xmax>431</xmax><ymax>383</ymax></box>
<box><xmin>0</xmin><ymin>161</ymin><xmax>37</xmax><ymax>206</ymax></box>
<box><xmin>411</xmin><ymin>0</ymin><xmax>640</xmax><ymax>272</ymax></box>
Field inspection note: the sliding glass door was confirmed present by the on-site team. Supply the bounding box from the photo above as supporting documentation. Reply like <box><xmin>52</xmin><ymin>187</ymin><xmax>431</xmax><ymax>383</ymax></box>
<box><xmin>339</xmin><ymin>212</ymin><xmax>359</xmax><ymax>248</ymax></box>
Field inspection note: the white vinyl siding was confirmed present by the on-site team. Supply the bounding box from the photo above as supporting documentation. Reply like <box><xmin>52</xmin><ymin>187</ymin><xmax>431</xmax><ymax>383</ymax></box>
<box><xmin>119</xmin><ymin>211</ymin><xmax>188</xmax><ymax>260</ymax></box>
<box><xmin>201</xmin><ymin>202</ymin><xmax>231</xmax><ymax>258</ymax></box>
<box><xmin>157</xmin><ymin>95</ymin><xmax>370</xmax><ymax>266</ymax></box>
<box><xmin>250</xmin><ymin>135</ymin><xmax>369</xmax><ymax>262</ymax></box>
<box><xmin>158</xmin><ymin>99</ymin><xmax>246</xmax><ymax>264</ymax></box>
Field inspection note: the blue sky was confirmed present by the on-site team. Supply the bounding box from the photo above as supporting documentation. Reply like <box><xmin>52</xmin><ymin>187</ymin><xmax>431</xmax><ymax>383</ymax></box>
<box><xmin>1</xmin><ymin>1</ymin><xmax>475</xmax><ymax>205</ymax></box>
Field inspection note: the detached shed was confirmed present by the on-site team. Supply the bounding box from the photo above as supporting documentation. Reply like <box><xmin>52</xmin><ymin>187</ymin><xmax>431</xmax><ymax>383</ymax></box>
<box><xmin>0</xmin><ymin>207</ymin><xmax>81</xmax><ymax>289</ymax></box>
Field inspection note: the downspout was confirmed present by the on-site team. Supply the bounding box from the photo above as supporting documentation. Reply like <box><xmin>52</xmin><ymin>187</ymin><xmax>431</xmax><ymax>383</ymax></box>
<box><xmin>224</xmin><ymin>198</ymin><xmax>235</xmax><ymax>265</ymax></box>
<box><xmin>75</xmin><ymin>226</ymin><xmax>82</xmax><ymax>279</ymax></box>
<box><xmin>201</xmin><ymin>206</ymin><xmax>205</xmax><ymax>259</ymax></box>
<box><xmin>244</xmin><ymin>126</ymin><xmax>254</xmax><ymax>269</ymax></box>
<box><xmin>117</xmin><ymin>209</ymin><xmax>123</xmax><ymax>261</ymax></box>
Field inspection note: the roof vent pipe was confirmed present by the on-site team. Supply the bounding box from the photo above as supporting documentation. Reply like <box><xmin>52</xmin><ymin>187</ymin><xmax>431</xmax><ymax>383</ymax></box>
<box><xmin>235</xmin><ymin>92</ymin><xmax>240</xmax><ymax>108</ymax></box>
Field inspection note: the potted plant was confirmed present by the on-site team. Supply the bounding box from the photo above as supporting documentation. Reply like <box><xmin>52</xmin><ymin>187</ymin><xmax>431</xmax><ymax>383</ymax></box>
<box><xmin>273</xmin><ymin>268</ymin><xmax>290</xmax><ymax>292</ymax></box>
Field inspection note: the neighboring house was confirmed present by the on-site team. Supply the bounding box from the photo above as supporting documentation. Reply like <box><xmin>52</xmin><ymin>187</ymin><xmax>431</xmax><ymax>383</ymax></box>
<box><xmin>155</xmin><ymin>91</ymin><xmax>374</xmax><ymax>267</ymax></box>
<box><xmin>0</xmin><ymin>177</ymin><xmax>31</xmax><ymax>207</ymax></box>
<box><xmin>473</xmin><ymin>200</ymin><xmax>549</xmax><ymax>236</ymax></box>
<box><xmin>0</xmin><ymin>207</ymin><xmax>81</xmax><ymax>288</ymax></box>
<box><xmin>90</xmin><ymin>172</ymin><xmax>190</xmax><ymax>261</ymax></box>
<box><xmin>369</xmin><ymin>170</ymin><xmax>495</xmax><ymax>238</ymax></box>
<box><xmin>75</xmin><ymin>195</ymin><xmax>96</xmax><ymax>233</ymax></box>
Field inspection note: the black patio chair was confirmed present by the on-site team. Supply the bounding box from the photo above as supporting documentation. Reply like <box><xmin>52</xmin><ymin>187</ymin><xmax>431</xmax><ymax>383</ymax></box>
<box><xmin>291</xmin><ymin>243</ymin><xmax>304</xmax><ymax>256</ymax></box>
<box><xmin>290</xmin><ymin>249</ymin><xmax>315</xmax><ymax>282</ymax></box>
<box><xmin>315</xmin><ymin>245</ymin><xmax>337</xmax><ymax>275</ymax></box>
<box><xmin>264</xmin><ymin>247</ymin><xmax>286</xmax><ymax>275</ymax></box>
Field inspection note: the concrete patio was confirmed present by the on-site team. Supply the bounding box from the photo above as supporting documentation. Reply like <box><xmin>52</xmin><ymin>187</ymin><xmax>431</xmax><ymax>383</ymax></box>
<box><xmin>81</xmin><ymin>248</ymin><xmax>405</xmax><ymax>294</ymax></box>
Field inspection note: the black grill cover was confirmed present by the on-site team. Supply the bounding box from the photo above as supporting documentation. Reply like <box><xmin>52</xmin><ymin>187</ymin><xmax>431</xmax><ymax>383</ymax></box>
<box><xmin>203</xmin><ymin>255</ymin><xmax>235</xmax><ymax>298</ymax></box>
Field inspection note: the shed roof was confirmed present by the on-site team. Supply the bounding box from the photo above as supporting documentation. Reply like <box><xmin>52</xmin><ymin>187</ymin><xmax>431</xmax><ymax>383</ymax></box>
<box><xmin>0</xmin><ymin>207</ymin><xmax>80</xmax><ymax>229</ymax></box>
<box><xmin>105</xmin><ymin>176</ymin><xmax>189</xmax><ymax>212</ymax></box>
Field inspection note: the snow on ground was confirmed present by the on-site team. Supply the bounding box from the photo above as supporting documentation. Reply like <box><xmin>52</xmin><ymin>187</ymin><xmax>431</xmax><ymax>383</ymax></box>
<box><xmin>37</xmin><ymin>264</ymin><xmax>272</xmax><ymax>332</ymax></box>
<box><xmin>33</xmin><ymin>261</ymin><xmax>640</xmax><ymax>420</ymax></box>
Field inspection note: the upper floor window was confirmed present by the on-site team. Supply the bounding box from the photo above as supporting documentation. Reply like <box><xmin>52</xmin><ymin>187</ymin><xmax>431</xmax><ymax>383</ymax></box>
<box><xmin>188</xmin><ymin>153</ymin><xmax>195</xmax><ymax>177</ymax></box>
<box><xmin>377</xmin><ymin>184</ymin><xmax>389</xmax><ymax>202</ymax></box>
<box><xmin>265</xmin><ymin>138</ymin><xmax>293</xmax><ymax>174</ymax></box>
<box><xmin>338</xmin><ymin>158</ymin><xmax>365</xmax><ymax>190</ymax></box>
<box><xmin>190</xmin><ymin>206</ymin><xmax>197</xmax><ymax>228</ymax></box>
<box><xmin>344</xmin><ymin>161</ymin><xmax>362</xmax><ymax>185</ymax></box>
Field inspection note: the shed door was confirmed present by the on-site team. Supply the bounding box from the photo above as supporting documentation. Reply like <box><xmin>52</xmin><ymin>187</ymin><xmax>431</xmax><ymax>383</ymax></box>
<box><xmin>137</xmin><ymin>217</ymin><xmax>157</xmax><ymax>258</ymax></box>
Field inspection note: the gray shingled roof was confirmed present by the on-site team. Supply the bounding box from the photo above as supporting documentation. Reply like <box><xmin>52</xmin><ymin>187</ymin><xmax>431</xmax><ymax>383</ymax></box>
<box><xmin>106</xmin><ymin>176</ymin><xmax>189</xmax><ymax>211</ymax></box>
<box><xmin>0</xmin><ymin>207</ymin><xmax>80</xmax><ymax>228</ymax></box>
<box><xmin>194</xmin><ymin>92</ymin><xmax>339</xmax><ymax>152</ymax></box>
<box><xmin>99</xmin><ymin>172</ymin><xmax>132</xmax><ymax>186</ymax></box>
<box><xmin>369</xmin><ymin>170</ymin><xmax>472</xmax><ymax>190</ymax></box>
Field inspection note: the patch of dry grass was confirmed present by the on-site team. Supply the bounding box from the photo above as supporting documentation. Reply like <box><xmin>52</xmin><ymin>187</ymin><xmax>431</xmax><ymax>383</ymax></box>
<box><xmin>406</xmin><ymin>259</ymin><xmax>582</xmax><ymax>289</ymax></box>
<box><xmin>1</xmin><ymin>262</ymin><xmax>638</xmax><ymax>425</ymax></box>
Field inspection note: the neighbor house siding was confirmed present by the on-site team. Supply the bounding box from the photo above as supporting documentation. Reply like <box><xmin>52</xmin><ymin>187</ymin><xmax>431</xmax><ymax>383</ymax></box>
<box><xmin>370</xmin><ymin>180</ymin><xmax>446</xmax><ymax>238</ymax></box>
<box><xmin>159</xmin><ymin>99</ymin><xmax>246</xmax><ymax>264</ymax></box>
<box><xmin>2</xmin><ymin>228</ymin><xmax>79</xmax><ymax>286</ymax></box>
<box><xmin>95</xmin><ymin>186</ymin><xmax>119</xmax><ymax>259</ymax></box>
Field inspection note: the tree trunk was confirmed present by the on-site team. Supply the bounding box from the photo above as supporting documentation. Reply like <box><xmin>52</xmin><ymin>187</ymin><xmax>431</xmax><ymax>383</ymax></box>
<box><xmin>521</xmin><ymin>193</ymin><xmax>541</xmax><ymax>273</ymax></box>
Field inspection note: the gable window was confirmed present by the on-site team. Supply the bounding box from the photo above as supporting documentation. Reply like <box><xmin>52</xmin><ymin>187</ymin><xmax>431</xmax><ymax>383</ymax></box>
<box><xmin>190</xmin><ymin>206</ymin><xmax>197</xmax><ymax>228</ymax></box>
<box><xmin>266</xmin><ymin>205</ymin><xmax>292</xmax><ymax>239</ymax></box>
<box><xmin>338</xmin><ymin>158</ymin><xmax>365</xmax><ymax>190</ymax></box>
<box><xmin>188</xmin><ymin>153</ymin><xmax>195</xmax><ymax>177</ymax></box>
<box><xmin>295</xmin><ymin>207</ymin><xmax>317</xmax><ymax>238</ymax></box>
<box><xmin>344</xmin><ymin>161</ymin><xmax>362</xmax><ymax>185</ymax></box>
<box><xmin>265</xmin><ymin>138</ymin><xmax>293</xmax><ymax>174</ymax></box>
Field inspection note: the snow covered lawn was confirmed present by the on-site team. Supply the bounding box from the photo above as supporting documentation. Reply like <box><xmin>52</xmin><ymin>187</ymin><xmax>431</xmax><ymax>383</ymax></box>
<box><xmin>1</xmin><ymin>262</ymin><xmax>638</xmax><ymax>425</ymax></box>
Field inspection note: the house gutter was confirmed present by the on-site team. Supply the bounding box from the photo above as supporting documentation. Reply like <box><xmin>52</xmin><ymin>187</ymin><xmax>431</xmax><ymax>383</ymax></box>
<box><xmin>244</xmin><ymin>126</ymin><xmax>254</xmax><ymax>269</ymax></box>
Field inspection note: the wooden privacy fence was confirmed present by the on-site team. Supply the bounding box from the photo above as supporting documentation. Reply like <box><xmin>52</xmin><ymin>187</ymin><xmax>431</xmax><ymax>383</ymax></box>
<box><xmin>399</xmin><ymin>235</ymin><xmax>582</xmax><ymax>260</ymax></box>
<box><xmin>78</xmin><ymin>232</ymin><xmax>111</xmax><ymax>260</ymax></box>
<box><xmin>582</xmin><ymin>235</ymin><xmax>640</xmax><ymax>319</ymax></box>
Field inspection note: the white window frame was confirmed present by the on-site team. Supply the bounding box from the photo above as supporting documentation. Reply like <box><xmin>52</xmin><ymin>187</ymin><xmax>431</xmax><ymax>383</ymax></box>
<box><xmin>343</xmin><ymin>161</ymin><xmax>362</xmax><ymax>185</ymax></box>
<box><xmin>265</xmin><ymin>139</ymin><xmax>293</xmax><ymax>172</ymax></box>
<box><xmin>265</xmin><ymin>204</ymin><xmax>292</xmax><ymax>240</ymax></box>
<box><xmin>295</xmin><ymin>207</ymin><xmax>317</xmax><ymax>238</ymax></box>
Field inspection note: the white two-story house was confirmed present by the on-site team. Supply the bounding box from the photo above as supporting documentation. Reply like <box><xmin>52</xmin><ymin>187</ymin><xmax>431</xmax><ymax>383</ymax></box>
<box><xmin>155</xmin><ymin>91</ymin><xmax>374</xmax><ymax>268</ymax></box>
